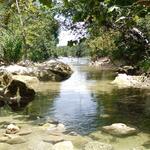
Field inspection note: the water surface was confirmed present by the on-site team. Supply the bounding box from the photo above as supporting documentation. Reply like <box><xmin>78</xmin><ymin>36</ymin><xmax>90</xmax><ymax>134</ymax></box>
<box><xmin>26</xmin><ymin>57</ymin><xmax>150</xmax><ymax>135</ymax></box>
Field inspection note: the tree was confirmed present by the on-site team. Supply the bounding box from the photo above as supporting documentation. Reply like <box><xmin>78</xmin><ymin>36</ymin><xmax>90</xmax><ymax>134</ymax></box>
<box><xmin>0</xmin><ymin>0</ymin><xmax>59</xmax><ymax>62</ymax></box>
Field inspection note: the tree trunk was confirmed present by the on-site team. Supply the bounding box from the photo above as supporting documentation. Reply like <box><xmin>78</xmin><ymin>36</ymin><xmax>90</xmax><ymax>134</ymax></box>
<box><xmin>15</xmin><ymin>0</ymin><xmax>27</xmax><ymax>60</ymax></box>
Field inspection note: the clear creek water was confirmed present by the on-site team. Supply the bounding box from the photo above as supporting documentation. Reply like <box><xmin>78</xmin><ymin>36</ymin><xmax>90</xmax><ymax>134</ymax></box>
<box><xmin>23</xmin><ymin>57</ymin><xmax>150</xmax><ymax>135</ymax></box>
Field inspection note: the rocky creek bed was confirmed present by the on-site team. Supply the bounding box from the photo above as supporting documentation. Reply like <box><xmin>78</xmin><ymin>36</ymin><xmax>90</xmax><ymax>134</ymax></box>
<box><xmin>0</xmin><ymin>57</ymin><xmax>149</xmax><ymax>150</ymax></box>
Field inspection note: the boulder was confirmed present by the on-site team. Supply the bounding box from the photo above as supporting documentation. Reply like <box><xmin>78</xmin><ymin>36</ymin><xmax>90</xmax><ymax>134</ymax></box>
<box><xmin>84</xmin><ymin>141</ymin><xmax>113</xmax><ymax>150</ymax></box>
<box><xmin>12</xmin><ymin>75</ymin><xmax>39</xmax><ymax>90</ymax></box>
<box><xmin>0</xmin><ymin>73</ymin><xmax>36</xmax><ymax>110</ymax></box>
<box><xmin>53</xmin><ymin>141</ymin><xmax>74</xmax><ymax>150</ymax></box>
<box><xmin>102</xmin><ymin>123</ymin><xmax>137</xmax><ymax>137</ymax></box>
<box><xmin>0</xmin><ymin>60</ymin><xmax>73</xmax><ymax>82</ymax></box>
<box><xmin>36</xmin><ymin>61</ymin><xmax>73</xmax><ymax>81</ymax></box>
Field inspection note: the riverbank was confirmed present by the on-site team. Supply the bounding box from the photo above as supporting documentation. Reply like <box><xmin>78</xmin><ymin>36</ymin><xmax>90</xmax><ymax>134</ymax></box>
<box><xmin>90</xmin><ymin>57</ymin><xmax>150</xmax><ymax>89</ymax></box>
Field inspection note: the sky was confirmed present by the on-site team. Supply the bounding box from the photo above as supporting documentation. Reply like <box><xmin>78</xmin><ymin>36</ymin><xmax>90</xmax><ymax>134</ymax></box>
<box><xmin>56</xmin><ymin>15</ymin><xmax>87</xmax><ymax>47</ymax></box>
<box><xmin>57</xmin><ymin>28</ymin><xmax>77</xmax><ymax>46</ymax></box>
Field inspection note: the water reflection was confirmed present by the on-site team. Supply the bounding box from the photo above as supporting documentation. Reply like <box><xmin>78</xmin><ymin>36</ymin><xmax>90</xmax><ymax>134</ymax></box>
<box><xmin>47</xmin><ymin>66</ymin><xmax>98</xmax><ymax>134</ymax></box>
<box><xmin>93</xmin><ymin>88</ymin><xmax>150</xmax><ymax>133</ymax></box>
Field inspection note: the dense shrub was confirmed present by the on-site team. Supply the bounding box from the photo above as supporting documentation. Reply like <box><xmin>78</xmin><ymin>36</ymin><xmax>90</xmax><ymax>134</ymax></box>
<box><xmin>0</xmin><ymin>33</ymin><xmax>22</xmax><ymax>63</ymax></box>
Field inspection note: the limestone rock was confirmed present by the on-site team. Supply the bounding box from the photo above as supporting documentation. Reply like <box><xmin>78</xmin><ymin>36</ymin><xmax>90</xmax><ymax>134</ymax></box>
<box><xmin>6</xmin><ymin>124</ymin><xmax>20</xmax><ymax>134</ymax></box>
<box><xmin>29</xmin><ymin>141</ymin><xmax>54</xmax><ymax>150</ymax></box>
<box><xmin>4</xmin><ymin>134</ymin><xmax>26</xmax><ymax>144</ymax></box>
<box><xmin>102</xmin><ymin>123</ymin><xmax>137</xmax><ymax>136</ymax></box>
<box><xmin>4</xmin><ymin>78</ymin><xmax>35</xmax><ymax>111</ymax></box>
<box><xmin>84</xmin><ymin>141</ymin><xmax>113</xmax><ymax>150</ymax></box>
<box><xmin>6</xmin><ymin>136</ymin><xmax>26</xmax><ymax>144</ymax></box>
<box><xmin>43</xmin><ymin>135</ymin><xmax>64</xmax><ymax>144</ymax></box>
<box><xmin>17</xmin><ymin>129</ymin><xmax>32</xmax><ymax>136</ymax></box>
<box><xmin>89</xmin><ymin>131</ymin><xmax>116</xmax><ymax>143</ymax></box>
<box><xmin>12</xmin><ymin>75</ymin><xmax>39</xmax><ymax>90</ymax></box>
<box><xmin>54</xmin><ymin>141</ymin><xmax>74</xmax><ymax>150</ymax></box>
<box><xmin>41</xmin><ymin>123</ymin><xmax>56</xmax><ymax>130</ymax></box>
<box><xmin>0</xmin><ymin>60</ymin><xmax>73</xmax><ymax>82</ymax></box>
<box><xmin>112</xmin><ymin>74</ymin><xmax>150</xmax><ymax>89</ymax></box>
<box><xmin>0</xmin><ymin>136</ymin><xmax>9</xmax><ymax>142</ymax></box>
<box><xmin>56</xmin><ymin>123</ymin><xmax>66</xmax><ymax>132</ymax></box>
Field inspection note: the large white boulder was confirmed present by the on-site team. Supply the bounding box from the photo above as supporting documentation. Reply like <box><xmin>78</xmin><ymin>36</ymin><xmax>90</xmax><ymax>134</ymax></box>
<box><xmin>0</xmin><ymin>60</ymin><xmax>73</xmax><ymax>82</ymax></box>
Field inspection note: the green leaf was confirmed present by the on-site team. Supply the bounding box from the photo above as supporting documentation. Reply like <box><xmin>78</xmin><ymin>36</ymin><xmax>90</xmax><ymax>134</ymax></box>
<box><xmin>38</xmin><ymin>0</ymin><xmax>52</xmax><ymax>7</ymax></box>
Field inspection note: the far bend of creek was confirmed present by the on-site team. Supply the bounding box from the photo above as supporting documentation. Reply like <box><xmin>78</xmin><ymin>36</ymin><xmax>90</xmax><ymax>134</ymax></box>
<box><xmin>0</xmin><ymin>57</ymin><xmax>150</xmax><ymax>150</ymax></box>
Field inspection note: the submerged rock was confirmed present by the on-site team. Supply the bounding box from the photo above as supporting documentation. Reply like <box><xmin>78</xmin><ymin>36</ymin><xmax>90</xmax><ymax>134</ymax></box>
<box><xmin>142</xmin><ymin>140</ymin><xmax>150</xmax><ymax>149</ymax></box>
<box><xmin>17</xmin><ymin>129</ymin><xmax>32</xmax><ymax>136</ymax></box>
<box><xmin>84</xmin><ymin>141</ymin><xmax>113</xmax><ymax>150</ymax></box>
<box><xmin>6</xmin><ymin>135</ymin><xmax>26</xmax><ymax>144</ymax></box>
<box><xmin>102</xmin><ymin>123</ymin><xmax>137</xmax><ymax>137</ymax></box>
<box><xmin>43</xmin><ymin>135</ymin><xmax>64</xmax><ymax>144</ymax></box>
<box><xmin>53</xmin><ymin>141</ymin><xmax>74</xmax><ymax>150</ymax></box>
<box><xmin>30</xmin><ymin>141</ymin><xmax>54</xmax><ymax>150</ymax></box>
<box><xmin>0</xmin><ymin>134</ymin><xmax>26</xmax><ymax>144</ymax></box>
<box><xmin>89</xmin><ymin>131</ymin><xmax>116</xmax><ymax>143</ymax></box>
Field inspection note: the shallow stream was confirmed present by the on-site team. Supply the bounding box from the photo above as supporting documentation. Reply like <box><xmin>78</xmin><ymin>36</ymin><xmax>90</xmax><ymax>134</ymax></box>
<box><xmin>0</xmin><ymin>57</ymin><xmax>150</xmax><ymax>150</ymax></box>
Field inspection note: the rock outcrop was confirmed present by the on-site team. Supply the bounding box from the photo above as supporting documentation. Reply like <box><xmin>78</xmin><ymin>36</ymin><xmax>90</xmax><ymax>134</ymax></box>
<box><xmin>0</xmin><ymin>73</ymin><xmax>36</xmax><ymax>111</ymax></box>
<box><xmin>0</xmin><ymin>60</ymin><xmax>73</xmax><ymax>82</ymax></box>
<box><xmin>112</xmin><ymin>74</ymin><xmax>150</xmax><ymax>88</ymax></box>
<box><xmin>102</xmin><ymin>123</ymin><xmax>137</xmax><ymax>137</ymax></box>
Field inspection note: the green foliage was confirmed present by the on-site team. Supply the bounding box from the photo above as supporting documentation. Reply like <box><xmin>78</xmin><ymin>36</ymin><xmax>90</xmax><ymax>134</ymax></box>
<box><xmin>0</xmin><ymin>32</ymin><xmax>22</xmax><ymax>63</ymax></box>
<box><xmin>139</xmin><ymin>58</ymin><xmax>150</xmax><ymax>72</ymax></box>
<box><xmin>56</xmin><ymin>42</ymin><xmax>90</xmax><ymax>57</ymax></box>
<box><xmin>59</xmin><ymin>0</ymin><xmax>150</xmax><ymax>72</ymax></box>
<box><xmin>0</xmin><ymin>0</ymin><xmax>59</xmax><ymax>62</ymax></box>
<box><xmin>88</xmin><ymin>28</ymin><xmax>120</xmax><ymax>59</ymax></box>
